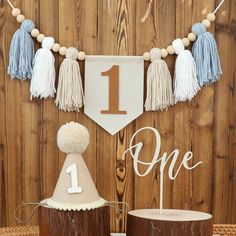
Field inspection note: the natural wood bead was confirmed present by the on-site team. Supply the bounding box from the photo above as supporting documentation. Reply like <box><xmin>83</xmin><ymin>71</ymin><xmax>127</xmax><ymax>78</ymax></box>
<box><xmin>16</xmin><ymin>14</ymin><xmax>25</xmax><ymax>23</ymax></box>
<box><xmin>52</xmin><ymin>43</ymin><xmax>61</xmax><ymax>52</ymax></box>
<box><xmin>167</xmin><ymin>45</ymin><xmax>175</xmax><ymax>55</ymax></box>
<box><xmin>182</xmin><ymin>37</ymin><xmax>190</xmax><ymax>47</ymax></box>
<box><xmin>31</xmin><ymin>29</ymin><xmax>40</xmax><ymax>38</ymax></box>
<box><xmin>37</xmin><ymin>34</ymin><xmax>45</xmax><ymax>43</ymax></box>
<box><xmin>161</xmin><ymin>49</ymin><xmax>168</xmax><ymax>58</ymax></box>
<box><xmin>78</xmin><ymin>51</ymin><xmax>86</xmax><ymax>60</ymax></box>
<box><xmin>207</xmin><ymin>13</ymin><xmax>216</xmax><ymax>22</ymax></box>
<box><xmin>12</xmin><ymin>8</ymin><xmax>21</xmax><ymax>17</ymax></box>
<box><xmin>202</xmin><ymin>19</ymin><xmax>211</xmax><ymax>28</ymax></box>
<box><xmin>143</xmin><ymin>52</ymin><xmax>151</xmax><ymax>61</ymax></box>
<box><xmin>188</xmin><ymin>32</ymin><xmax>196</xmax><ymax>42</ymax></box>
<box><xmin>59</xmin><ymin>47</ymin><xmax>67</xmax><ymax>56</ymax></box>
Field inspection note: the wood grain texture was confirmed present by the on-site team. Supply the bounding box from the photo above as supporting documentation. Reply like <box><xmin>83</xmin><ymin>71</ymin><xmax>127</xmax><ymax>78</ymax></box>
<box><xmin>39</xmin><ymin>206</ymin><xmax>110</xmax><ymax>236</ymax></box>
<box><xmin>0</xmin><ymin>0</ymin><xmax>235</xmax><ymax>232</ymax></box>
<box><xmin>127</xmin><ymin>209</ymin><xmax>213</xmax><ymax>236</ymax></box>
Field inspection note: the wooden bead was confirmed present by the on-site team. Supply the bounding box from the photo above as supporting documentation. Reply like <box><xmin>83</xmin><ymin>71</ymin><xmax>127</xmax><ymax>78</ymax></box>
<box><xmin>16</xmin><ymin>14</ymin><xmax>25</xmax><ymax>23</ymax></box>
<box><xmin>31</xmin><ymin>29</ymin><xmax>40</xmax><ymax>38</ymax></box>
<box><xmin>161</xmin><ymin>49</ymin><xmax>168</xmax><ymax>58</ymax></box>
<box><xmin>12</xmin><ymin>8</ymin><xmax>21</xmax><ymax>17</ymax></box>
<box><xmin>37</xmin><ymin>34</ymin><xmax>45</xmax><ymax>43</ymax></box>
<box><xmin>202</xmin><ymin>19</ymin><xmax>211</xmax><ymax>28</ymax></box>
<box><xmin>207</xmin><ymin>13</ymin><xmax>216</xmax><ymax>22</ymax></box>
<box><xmin>52</xmin><ymin>43</ymin><xmax>61</xmax><ymax>52</ymax></box>
<box><xmin>59</xmin><ymin>47</ymin><xmax>67</xmax><ymax>56</ymax></box>
<box><xmin>78</xmin><ymin>51</ymin><xmax>86</xmax><ymax>60</ymax></box>
<box><xmin>188</xmin><ymin>33</ymin><xmax>196</xmax><ymax>42</ymax></box>
<box><xmin>143</xmin><ymin>52</ymin><xmax>151</xmax><ymax>61</ymax></box>
<box><xmin>182</xmin><ymin>37</ymin><xmax>190</xmax><ymax>47</ymax></box>
<box><xmin>167</xmin><ymin>45</ymin><xmax>175</xmax><ymax>55</ymax></box>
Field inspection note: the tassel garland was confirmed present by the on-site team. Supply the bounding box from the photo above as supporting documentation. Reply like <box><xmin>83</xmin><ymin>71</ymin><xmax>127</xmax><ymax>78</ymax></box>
<box><xmin>30</xmin><ymin>37</ymin><xmax>56</xmax><ymax>99</ymax></box>
<box><xmin>8</xmin><ymin>19</ymin><xmax>35</xmax><ymax>80</ymax></box>
<box><xmin>55</xmin><ymin>47</ymin><xmax>84</xmax><ymax>112</ymax></box>
<box><xmin>191</xmin><ymin>23</ymin><xmax>222</xmax><ymax>86</ymax></box>
<box><xmin>172</xmin><ymin>38</ymin><xmax>200</xmax><ymax>103</ymax></box>
<box><xmin>145</xmin><ymin>48</ymin><xmax>173</xmax><ymax>111</ymax></box>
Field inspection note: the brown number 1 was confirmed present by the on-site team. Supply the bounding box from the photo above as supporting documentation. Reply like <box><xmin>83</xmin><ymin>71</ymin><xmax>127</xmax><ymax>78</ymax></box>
<box><xmin>101</xmin><ymin>65</ymin><xmax>127</xmax><ymax>115</ymax></box>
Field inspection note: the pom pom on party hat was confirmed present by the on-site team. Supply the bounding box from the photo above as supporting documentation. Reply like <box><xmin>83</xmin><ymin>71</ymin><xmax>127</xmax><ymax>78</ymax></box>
<box><xmin>43</xmin><ymin>122</ymin><xmax>106</xmax><ymax>211</ymax></box>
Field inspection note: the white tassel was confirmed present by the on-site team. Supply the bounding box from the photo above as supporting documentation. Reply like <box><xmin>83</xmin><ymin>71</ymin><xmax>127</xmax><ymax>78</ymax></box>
<box><xmin>145</xmin><ymin>48</ymin><xmax>173</xmax><ymax>111</ymax></box>
<box><xmin>172</xmin><ymin>38</ymin><xmax>200</xmax><ymax>103</ymax></box>
<box><xmin>55</xmin><ymin>47</ymin><xmax>84</xmax><ymax>112</ymax></box>
<box><xmin>30</xmin><ymin>37</ymin><xmax>56</xmax><ymax>99</ymax></box>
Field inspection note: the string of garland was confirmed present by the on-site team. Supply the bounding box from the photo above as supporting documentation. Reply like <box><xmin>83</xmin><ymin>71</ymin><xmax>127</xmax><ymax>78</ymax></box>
<box><xmin>6</xmin><ymin>0</ymin><xmax>224</xmax><ymax>112</ymax></box>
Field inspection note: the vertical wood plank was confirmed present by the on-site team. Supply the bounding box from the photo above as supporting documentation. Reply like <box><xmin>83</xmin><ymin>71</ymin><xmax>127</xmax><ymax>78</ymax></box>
<box><xmin>213</xmin><ymin>0</ymin><xmax>236</xmax><ymax>223</ymax></box>
<box><xmin>38</xmin><ymin>0</ymin><xmax>59</xmax><ymax>202</ymax></box>
<box><xmin>134</xmin><ymin>0</ymin><xmax>176</xmax><ymax>212</ymax></box>
<box><xmin>0</xmin><ymin>0</ymin><xmax>8</xmax><ymax>227</ymax></box>
<box><xmin>3</xmin><ymin>0</ymin><xmax>24</xmax><ymax>226</ymax></box>
<box><xmin>191</xmin><ymin>0</ymin><xmax>215</xmax><ymax>214</ymax></box>
<box><xmin>74</xmin><ymin>0</ymin><xmax>98</xmax><ymax>183</ymax></box>
<box><xmin>96</xmin><ymin>0</ymin><xmax>135</xmax><ymax>232</ymax></box>
<box><xmin>20</xmin><ymin>0</ymin><xmax>40</xmax><ymax>225</ymax></box>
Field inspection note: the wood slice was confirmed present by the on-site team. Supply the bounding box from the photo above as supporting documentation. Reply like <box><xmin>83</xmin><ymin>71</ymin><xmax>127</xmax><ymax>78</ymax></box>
<box><xmin>127</xmin><ymin>209</ymin><xmax>213</xmax><ymax>236</ymax></box>
<box><xmin>39</xmin><ymin>205</ymin><xmax>110</xmax><ymax>236</ymax></box>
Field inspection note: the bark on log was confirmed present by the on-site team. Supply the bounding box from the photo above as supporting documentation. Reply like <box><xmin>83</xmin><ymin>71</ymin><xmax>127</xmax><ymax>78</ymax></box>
<box><xmin>39</xmin><ymin>205</ymin><xmax>110</xmax><ymax>236</ymax></box>
<box><xmin>127</xmin><ymin>209</ymin><xmax>213</xmax><ymax>236</ymax></box>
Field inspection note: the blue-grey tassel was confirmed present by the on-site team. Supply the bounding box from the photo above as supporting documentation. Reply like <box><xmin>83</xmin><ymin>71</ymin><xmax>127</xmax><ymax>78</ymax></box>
<box><xmin>191</xmin><ymin>23</ymin><xmax>222</xmax><ymax>86</ymax></box>
<box><xmin>8</xmin><ymin>19</ymin><xmax>35</xmax><ymax>80</ymax></box>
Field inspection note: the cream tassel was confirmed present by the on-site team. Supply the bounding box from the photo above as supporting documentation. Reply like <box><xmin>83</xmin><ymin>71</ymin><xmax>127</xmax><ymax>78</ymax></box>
<box><xmin>172</xmin><ymin>38</ymin><xmax>200</xmax><ymax>103</ymax></box>
<box><xmin>145</xmin><ymin>48</ymin><xmax>173</xmax><ymax>111</ymax></box>
<box><xmin>30</xmin><ymin>37</ymin><xmax>56</xmax><ymax>99</ymax></box>
<box><xmin>55</xmin><ymin>47</ymin><xmax>84</xmax><ymax>112</ymax></box>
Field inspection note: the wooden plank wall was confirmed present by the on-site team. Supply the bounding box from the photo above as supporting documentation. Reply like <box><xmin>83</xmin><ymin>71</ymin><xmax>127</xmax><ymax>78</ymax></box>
<box><xmin>0</xmin><ymin>0</ymin><xmax>235</xmax><ymax>232</ymax></box>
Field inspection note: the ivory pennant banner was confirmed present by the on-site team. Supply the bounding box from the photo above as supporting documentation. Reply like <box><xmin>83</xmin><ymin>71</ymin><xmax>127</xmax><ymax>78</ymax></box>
<box><xmin>84</xmin><ymin>56</ymin><xmax>144</xmax><ymax>135</ymax></box>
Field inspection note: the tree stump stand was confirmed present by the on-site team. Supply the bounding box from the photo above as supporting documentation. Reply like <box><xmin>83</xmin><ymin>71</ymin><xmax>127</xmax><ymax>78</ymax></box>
<box><xmin>127</xmin><ymin>209</ymin><xmax>213</xmax><ymax>236</ymax></box>
<box><xmin>39</xmin><ymin>205</ymin><xmax>110</xmax><ymax>236</ymax></box>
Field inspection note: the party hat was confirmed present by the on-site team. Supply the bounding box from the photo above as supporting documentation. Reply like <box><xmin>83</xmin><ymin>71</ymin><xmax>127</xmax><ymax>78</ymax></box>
<box><xmin>42</xmin><ymin>122</ymin><xmax>106</xmax><ymax>211</ymax></box>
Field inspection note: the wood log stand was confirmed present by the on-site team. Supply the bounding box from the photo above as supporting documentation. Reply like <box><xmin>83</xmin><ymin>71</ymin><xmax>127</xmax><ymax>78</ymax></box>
<box><xmin>39</xmin><ymin>205</ymin><xmax>110</xmax><ymax>236</ymax></box>
<box><xmin>127</xmin><ymin>209</ymin><xmax>213</xmax><ymax>236</ymax></box>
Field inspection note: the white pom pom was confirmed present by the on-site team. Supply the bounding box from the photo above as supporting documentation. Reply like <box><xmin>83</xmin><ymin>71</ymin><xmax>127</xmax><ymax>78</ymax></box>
<box><xmin>207</xmin><ymin>13</ymin><xmax>216</xmax><ymax>22</ymax></box>
<box><xmin>59</xmin><ymin>47</ymin><xmax>67</xmax><ymax>56</ymax></box>
<box><xmin>31</xmin><ymin>28</ymin><xmax>40</xmax><ymax>38</ymax></box>
<box><xmin>52</xmin><ymin>43</ymin><xmax>60</xmax><ymax>52</ymax></box>
<box><xmin>161</xmin><ymin>49</ymin><xmax>168</xmax><ymax>58</ymax></box>
<box><xmin>167</xmin><ymin>45</ymin><xmax>175</xmax><ymax>55</ymax></box>
<box><xmin>188</xmin><ymin>32</ymin><xmax>197</xmax><ymax>42</ymax></box>
<box><xmin>182</xmin><ymin>37</ymin><xmax>190</xmax><ymax>47</ymax></box>
<box><xmin>143</xmin><ymin>52</ymin><xmax>151</xmax><ymax>61</ymax></box>
<box><xmin>202</xmin><ymin>19</ymin><xmax>211</xmax><ymax>28</ymax></box>
<box><xmin>78</xmin><ymin>51</ymin><xmax>86</xmax><ymax>60</ymax></box>
<box><xmin>57</xmin><ymin>122</ymin><xmax>89</xmax><ymax>154</ymax></box>
<box><xmin>12</xmin><ymin>8</ymin><xmax>21</xmax><ymax>17</ymax></box>
<box><xmin>37</xmin><ymin>34</ymin><xmax>45</xmax><ymax>43</ymax></box>
<box><xmin>16</xmin><ymin>14</ymin><xmax>25</xmax><ymax>23</ymax></box>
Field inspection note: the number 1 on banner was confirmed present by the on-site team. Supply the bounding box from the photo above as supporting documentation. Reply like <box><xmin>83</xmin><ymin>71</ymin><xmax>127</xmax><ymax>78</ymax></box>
<box><xmin>66</xmin><ymin>164</ymin><xmax>82</xmax><ymax>194</ymax></box>
<box><xmin>101</xmin><ymin>65</ymin><xmax>127</xmax><ymax>115</ymax></box>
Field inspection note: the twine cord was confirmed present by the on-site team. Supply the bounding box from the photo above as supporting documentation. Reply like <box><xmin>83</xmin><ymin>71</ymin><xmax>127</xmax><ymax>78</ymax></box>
<box><xmin>141</xmin><ymin>0</ymin><xmax>225</xmax><ymax>23</ymax></box>
<box><xmin>106</xmin><ymin>201</ymin><xmax>129</xmax><ymax>213</ymax></box>
<box><xmin>4</xmin><ymin>0</ymin><xmax>226</xmax><ymax>58</ymax></box>
<box><xmin>213</xmin><ymin>0</ymin><xmax>225</xmax><ymax>14</ymax></box>
<box><xmin>14</xmin><ymin>202</ymin><xmax>47</xmax><ymax>224</ymax></box>
<box><xmin>14</xmin><ymin>201</ymin><xmax>128</xmax><ymax>224</ymax></box>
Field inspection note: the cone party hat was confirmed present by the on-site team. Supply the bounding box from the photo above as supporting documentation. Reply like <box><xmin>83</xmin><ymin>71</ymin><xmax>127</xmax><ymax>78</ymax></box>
<box><xmin>42</xmin><ymin>122</ymin><xmax>106</xmax><ymax>211</ymax></box>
